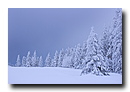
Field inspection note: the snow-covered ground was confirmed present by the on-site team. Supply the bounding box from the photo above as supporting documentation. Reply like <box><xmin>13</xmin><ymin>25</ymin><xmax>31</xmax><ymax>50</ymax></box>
<box><xmin>8</xmin><ymin>66</ymin><xmax>122</xmax><ymax>84</ymax></box>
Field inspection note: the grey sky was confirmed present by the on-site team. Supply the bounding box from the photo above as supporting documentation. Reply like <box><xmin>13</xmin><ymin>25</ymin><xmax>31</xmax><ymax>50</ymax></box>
<box><xmin>8</xmin><ymin>8</ymin><xmax>116</xmax><ymax>64</ymax></box>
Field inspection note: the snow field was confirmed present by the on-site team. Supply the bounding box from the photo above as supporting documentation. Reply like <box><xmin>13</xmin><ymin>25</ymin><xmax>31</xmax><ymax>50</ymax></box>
<box><xmin>8</xmin><ymin>66</ymin><xmax>122</xmax><ymax>84</ymax></box>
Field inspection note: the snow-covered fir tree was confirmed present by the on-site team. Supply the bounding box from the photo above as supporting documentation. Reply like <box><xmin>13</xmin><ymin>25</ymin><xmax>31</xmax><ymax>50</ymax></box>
<box><xmin>112</xmin><ymin>8</ymin><xmax>122</xmax><ymax>74</ymax></box>
<box><xmin>62</xmin><ymin>53</ymin><xmax>71</xmax><ymax>68</ymax></box>
<box><xmin>44</xmin><ymin>53</ymin><xmax>52</xmax><ymax>67</ymax></box>
<box><xmin>26</xmin><ymin>51</ymin><xmax>32</xmax><ymax>67</ymax></box>
<box><xmin>100</xmin><ymin>26</ymin><xmax>110</xmax><ymax>57</ymax></box>
<box><xmin>53</xmin><ymin>51</ymin><xmax>59</xmax><ymax>67</ymax></box>
<box><xmin>82</xmin><ymin>41</ymin><xmax>87</xmax><ymax>58</ymax></box>
<box><xmin>36</xmin><ymin>57</ymin><xmax>39</xmax><ymax>66</ymax></box>
<box><xmin>38</xmin><ymin>56</ymin><xmax>43</xmax><ymax>67</ymax></box>
<box><xmin>22</xmin><ymin>56</ymin><xmax>26</xmax><ymax>67</ymax></box>
<box><xmin>74</xmin><ymin>44</ymin><xmax>84</xmax><ymax>69</ymax></box>
<box><xmin>58</xmin><ymin>49</ymin><xmax>64</xmax><ymax>67</ymax></box>
<box><xmin>51</xmin><ymin>59</ymin><xmax>54</xmax><ymax>67</ymax></box>
<box><xmin>69</xmin><ymin>47</ymin><xmax>76</xmax><ymax>68</ymax></box>
<box><xmin>81</xmin><ymin>27</ymin><xmax>108</xmax><ymax>76</ymax></box>
<box><xmin>15</xmin><ymin>55</ymin><xmax>21</xmax><ymax>67</ymax></box>
<box><xmin>62</xmin><ymin>48</ymin><xmax>73</xmax><ymax>68</ymax></box>
<box><xmin>70</xmin><ymin>47</ymin><xmax>76</xmax><ymax>68</ymax></box>
<box><xmin>100</xmin><ymin>25</ymin><xmax>111</xmax><ymax>71</ymax></box>
<box><xmin>31</xmin><ymin>51</ymin><xmax>37</xmax><ymax>67</ymax></box>
<box><xmin>107</xmin><ymin>8</ymin><xmax>122</xmax><ymax>73</ymax></box>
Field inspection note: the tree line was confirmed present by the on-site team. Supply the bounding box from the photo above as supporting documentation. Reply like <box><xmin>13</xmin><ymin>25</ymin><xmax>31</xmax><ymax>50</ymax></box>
<box><xmin>44</xmin><ymin>8</ymin><xmax>122</xmax><ymax>76</ymax></box>
<box><xmin>14</xmin><ymin>51</ymin><xmax>43</xmax><ymax>67</ymax></box>
<box><xmin>12</xmin><ymin>9</ymin><xmax>122</xmax><ymax>76</ymax></box>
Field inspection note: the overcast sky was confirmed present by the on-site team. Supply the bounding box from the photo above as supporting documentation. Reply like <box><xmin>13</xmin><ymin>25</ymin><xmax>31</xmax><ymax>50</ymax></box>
<box><xmin>8</xmin><ymin>8</ymin><xmax>116</xmax><ymax>64</ymax></box>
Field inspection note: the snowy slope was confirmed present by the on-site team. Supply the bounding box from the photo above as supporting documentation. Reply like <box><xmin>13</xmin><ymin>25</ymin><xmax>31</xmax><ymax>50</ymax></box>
<box><xmin>8</xmin><ymin>66</ymin><xmax>122</xmax><ymax>84</ymax></box>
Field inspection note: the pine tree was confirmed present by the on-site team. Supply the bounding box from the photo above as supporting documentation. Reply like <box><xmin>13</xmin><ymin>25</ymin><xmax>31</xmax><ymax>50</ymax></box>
<box><xmin>82</xmin><ymin>41</ymin><xmax>87</xmax><ymax>58</ymax></box>
<box><xmin>100</xmin><ymin>25</ymin><xmax>111</xmax><ymax>71</ymax></box>
<box><xmin>36</xmin><ymin>57</ymin><xmax>39</xmax><ymax>67</ymax></box>
<box><xmin>15</xmin><ymin>55</ymin><xmax>21</xmax><ymax>67</ymax></box>
<box><xmin>22</xmin><ymin>56</ymin><xmax>26</xmax><ymax>67</ymax></box>
<box><xmin>106</xmin><ymin>8</ymin><xmax>122</xmax><ymax>73</ymax></box>
<box><xmin>26</xmin><ymin>51</ymin><xmax>32</xmax><ymax>67</ymax></box>
<box><xmin>45</xmin><ymin>53</ymin><xmax>52</xmax><ymax>67</ymax></box>
<box><xmin>53</xmin><ymin>51</ymin><xmax>59</xmax><ymax>67</ymax></box>
<box><xmin>100</xmin><ymin>26</ymin><xmax>110</xmax><ymax>57</ymax></box>
<box><xmin>51</xmin><ymin>59</ymin><xmax>54</xmax><ymax>67</ymax></box>
<box><xmin>69</xmin><ymin>47</ymin><xmax>75</xmax><ymax>68</ymax></box>
<box><xmin>58</xmin><ymin>49</ymin><xmax>64</xmax><ymax>67</ymax></box>
<box><xmin>62</xmin><ymin>53</ymin><xmax>71</xmax><ymax>68</ymax></box>
<box><xmin>74</xmin><ymin>44</ymin><xmax>84</xmax><ymax>69</ymax></box>
<box><xmin>81</xmin><ymin>27</ymin><xmax>108</xmax><ymax>76</ymax></box>
<box><xmin>38</xmin><ymin>56</ymin><xmax>43</xmax><ymax>67</ymax></box>
<box><xmin>70</xmin><ymin>47</ymin><xmax>76</xmax><ymax>68</ymax></box>
<box><xmin>112</xmin><ymin>8</ymin><xmax>122</xmax><ymax>74</ymax></box>
<box><xmin>62</xmin><ymin>48</ymin><xmax>73</xmax><ymax>68</ymax></box>
<box><xmin>31</xmin><ymin>51</ymin><xmax>37</xmax><ymax>67</ymax></box>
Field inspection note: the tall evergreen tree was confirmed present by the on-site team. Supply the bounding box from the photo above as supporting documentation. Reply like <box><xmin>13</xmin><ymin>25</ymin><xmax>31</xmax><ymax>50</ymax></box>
<box><xmin>36</xmin><ymin>57</ymin><xmax>40</xmax><ymax>66</ymax></box>
<box><xmin>22</xmin><ymin>56</ymin><xmax>26</xmax><ymax>67</ymax></box>
<box><xmin>62</xmin><ymin>48</ymin><xmax>74</xmax><ymax>68</ymax></box>
<box><xmin>53</xmin><ymin>51</ymin><xmax>59</xmax><ymax>67</ymax></box>
<box><xmin>73</xmin><ymin>44</ymin><xmax>84</xmax><ymax>69</ymax></box>
<box><xmin>38</xmin><ymin>56</ymin><xmax>43</xmax><ymax>67</ymax></box>
<box><xmin>100</xmin><ymin>25</ymin><xmax>111</xmax><ymax>71</ymax></box>
<box><xmin>31</xmin><ymin>51</ymin><xmax>37</xmax><ymax>67</ymax></box>
<box><xmin>51</xmin><ymin>59</ymin><xmax>54</xmax><ymax>67</ymax></box>
<box><xmin>81</xmin><ymin>27</ymin><xmax>108</xmax><ymax>76</ymax></box>
<box><xmin>82</xmin><ymin>41</ymin><xmax>87</xmax><ymax>58</ymax></box>
<box><xmin>58</xmin><ymin>49</ymin><xmax>64</xmax><ymax>67</ymax></box>
<box><xmin>62</xmin><ymin>53</ymin><xmax>71</xmax><ymax>68</ymax></box>
<box><xmin>15</xmin><ymin>55</ymin><xmax>21</xmax><ymax>67</ymax></box>
<box><xmin>107</xmin><ymin>8</ymin><xmax>122</xmax><ymax>73</ymax></box>
<box><xmin>70</xmin><ymin>47</ymin><xmax>76</xmax><ymax>68</ymax></box>
<box><xmin>26</xmin><ymin>51</ymin><xmax>32</xmax><ymax>67</ymax></box>
<box><xmin>100</xmin><ymin>26</ymin><xmax>110</xmax><ymax>57</ymax></box>
<box><xmin>45</xmin><ymin>53</ymin><xmax>52</xmax><ymax>67</ymax></box>
<box><xmin>69</xmin><ymin>47</ymin><xmax>75</xmax><ymax>68</ymax></box>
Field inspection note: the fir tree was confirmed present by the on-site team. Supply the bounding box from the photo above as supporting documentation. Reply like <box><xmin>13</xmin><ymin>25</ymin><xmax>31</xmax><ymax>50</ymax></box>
<box><xmin>62</xmin><ymin>53</ymin><xmax>71</xmax><ymax>68</ymax></box>
<box><xmin>81</xmin><ymin>27</ymin><xmax>108</xmax><ymax>76</ymax></box>
<box><xmin>38</xmin><ymin>56</ymin><xmax>43</xmax><ymax>67</ymax></box>
<box><xmin>26</xmin><ymin>51</ymin><xmax>32</xmax><ymax>67</ymax></box>
<box><xmin>58</xmin><ymin>49</ymin><xmax>64</xmax><ymax>67</ymax></box>
<box><xmin>100</xmin><ymin>25</ymin><xmax>111</xmax><ymax>71</ymax></box>
<box><xmin>53</xmin><ymin>51</ymin><xmax>59</xmax><ymax>67</ymax></box>
<box><xmin>74</xmin><ymin>44</ymin><xmax>84</xmax><ymax>69</ymax></box>
<box><xmin>106</xmin><ymin>8</ymin><xmax>122</xmax><ymax>73</ymax></box>
<box><xmin>31</xmin><ymin>51</ymin><xmax>37</xmax><ymax>67</ymax></box>
<box><xmin>69</xmin><ymin>47</ymin><xmax>75</xmax><ymax>68</ymax></box>
<box><xmin>36</xmin><ymin>57</ymin><xmax>39</xmax><ymax>66</ymax></box>
<box><xmin>45</xmin><ymin>53</ymin><xmax>52</xmax><ymax>67</ymax></box>
<box><xmin>22</xmin><ymin>56</ymin><xmax>26</xmax><ymax>67</ymax></box>
<box><xmin>15</xmin><ymin>55</ymin><xmax>21</xmax><ymax>67</ymax></box>
<box><xmin>62</xmin><ymin>48</ymin><xmax>73</xmax><ymax>68</ymax></box>
<box><xmin>82</xmin><ymin>41</ymin><xmax>87</xmax><ymax>58</ymax></box>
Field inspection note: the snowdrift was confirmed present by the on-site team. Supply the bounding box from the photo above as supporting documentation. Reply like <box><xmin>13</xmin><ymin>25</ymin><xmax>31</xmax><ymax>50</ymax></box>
<box><xmin>8</xmin><ymin>66</ymin><xmax>122</xmax><ymax>84</ymax></box>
